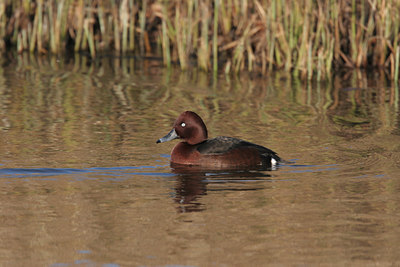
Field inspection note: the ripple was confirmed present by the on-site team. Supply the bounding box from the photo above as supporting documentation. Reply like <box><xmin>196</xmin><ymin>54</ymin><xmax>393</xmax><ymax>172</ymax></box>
<box><xmin>282</xmin><ymin>163</ymin><xmax>340</xmax><ymax>173</ymax></box>
<box><xmin>0</xmin><ymin>165</ymin><xmax>173</xmax><ymax>179</ymax></box>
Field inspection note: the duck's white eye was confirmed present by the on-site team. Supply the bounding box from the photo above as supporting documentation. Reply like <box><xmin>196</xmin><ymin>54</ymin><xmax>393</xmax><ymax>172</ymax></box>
<box><xmin>181</xmin><ymin>122</ymin><xmax>186</xmax><ymax>127</ymax></box>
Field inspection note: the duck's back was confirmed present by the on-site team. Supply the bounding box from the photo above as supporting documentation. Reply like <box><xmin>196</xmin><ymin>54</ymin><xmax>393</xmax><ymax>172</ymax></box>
<box><xmin>196</xmin><ymin>136</ymin><xmax>281</xmax><ymax>164</ymax></box>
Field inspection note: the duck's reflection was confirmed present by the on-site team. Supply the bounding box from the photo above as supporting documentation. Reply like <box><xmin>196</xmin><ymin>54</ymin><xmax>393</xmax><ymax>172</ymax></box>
<box><xmin>171</xmin><ymin>164</ymin><xmax>274</xmax><ymax>213</ymax></box>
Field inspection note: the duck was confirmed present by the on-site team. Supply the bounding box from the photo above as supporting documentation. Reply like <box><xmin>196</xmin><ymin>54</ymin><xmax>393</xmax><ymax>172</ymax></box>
<box><xmin>156</xmin><ymin>111</ymin><xmax>281</xmax><ymax>169</ymax></box>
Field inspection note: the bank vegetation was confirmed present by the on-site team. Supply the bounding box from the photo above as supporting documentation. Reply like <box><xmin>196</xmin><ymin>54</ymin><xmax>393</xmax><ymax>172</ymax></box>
<box><xmin>1</xmin><ymin>0</ymin><xmax>400</xmax><ymax>80</ymax></box>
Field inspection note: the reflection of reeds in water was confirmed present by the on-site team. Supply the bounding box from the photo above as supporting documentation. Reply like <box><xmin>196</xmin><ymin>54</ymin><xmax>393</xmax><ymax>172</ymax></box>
<box><xmin>4</xmin><ymin>54</ymin><xmax>399</xmax><ymax>134</ymax></box>
<box><xmin>0</xmin><ymin>54</ymin><xmax>399</xmax><ymax>167</ymax></box>
<box><xmin>3</xmin><ymin>1</ymin><xmax>400</xmax><ymax>80</ymax></box>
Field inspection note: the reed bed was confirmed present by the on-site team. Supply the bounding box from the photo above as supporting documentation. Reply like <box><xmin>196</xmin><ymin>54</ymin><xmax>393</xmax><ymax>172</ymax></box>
<box><xmin>2</xmin><ymin>0</ymin><xmax>400</xmax><ymax>80</ymax></box>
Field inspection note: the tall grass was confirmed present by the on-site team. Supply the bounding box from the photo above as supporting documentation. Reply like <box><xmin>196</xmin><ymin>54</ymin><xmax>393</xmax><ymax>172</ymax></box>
<box><xmin>2</xmin><ymin>0</ymin><xmax>400</xmax><ymax>80</ymax></box>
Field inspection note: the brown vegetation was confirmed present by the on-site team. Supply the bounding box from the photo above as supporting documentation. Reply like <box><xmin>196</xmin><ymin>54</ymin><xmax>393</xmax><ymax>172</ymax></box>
<box><xmin>1</xmin><ymin>0</ymin><xmax>400</xmax><ymax>80</ymax></box>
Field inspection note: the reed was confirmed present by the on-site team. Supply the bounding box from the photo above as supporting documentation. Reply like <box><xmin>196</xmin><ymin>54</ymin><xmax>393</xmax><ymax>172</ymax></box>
<box><xmin>138</xmin><ymin>0</ymin><xmax>147</xmax><ymax>54</ymax></box>
<box><xmin>212</xmin><ymin>0</ymin><xmax>219</xmax><ymax>74</ymax></box>
<box><xmin>161</xmin><ymin>2</ymin><xmax>171</xmax><ymax>68</ymax></box>
<box><xmin>198</xmin><ymin>1</ymin><xmax>210</xmax><ymax>71</ymax></box>
<box><xmin>3</xmin><ymin>0</ymin><xmax>400</xmax><ymax>80</ymax></box>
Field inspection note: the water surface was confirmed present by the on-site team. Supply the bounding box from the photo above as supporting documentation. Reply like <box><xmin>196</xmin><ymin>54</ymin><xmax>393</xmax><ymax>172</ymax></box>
<box><xmin>0</xmin><ymin>55</ymin><xmax>399</xmax><ymax>266</ymax></box>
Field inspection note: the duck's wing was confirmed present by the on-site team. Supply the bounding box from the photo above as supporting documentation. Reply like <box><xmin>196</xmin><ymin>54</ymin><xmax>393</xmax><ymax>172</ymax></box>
<box><xmin>196</xmin><ymin>136</ymin><xmax>281</xmax><ymax>162</ymax></box>
<box><xmin>196</xmin><ymin>136</ymin><xmax>242</xmax><ymax>154</ymax></box>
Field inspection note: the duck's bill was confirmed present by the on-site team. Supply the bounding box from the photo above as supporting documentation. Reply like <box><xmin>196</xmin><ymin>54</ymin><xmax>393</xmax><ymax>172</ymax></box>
<box><xmin>156</xmin><ymin>128</ymin><xmax>179</xmax><ymax>143</ymax></box>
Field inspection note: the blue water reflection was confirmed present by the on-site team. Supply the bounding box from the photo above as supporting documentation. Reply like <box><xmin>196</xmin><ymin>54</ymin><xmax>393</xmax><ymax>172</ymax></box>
<box><xmin>0</xmin><ymin>165</ymin><xmax>174</xmax><ymax>179</ymax></box>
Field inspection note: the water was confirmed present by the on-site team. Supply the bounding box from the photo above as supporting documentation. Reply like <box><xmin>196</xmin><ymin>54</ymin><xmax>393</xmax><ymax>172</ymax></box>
<box><xmin>0</xmin><ymin>54</ymin><xmax>399</xmax><ymax>266</ymax></box>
